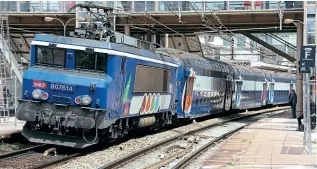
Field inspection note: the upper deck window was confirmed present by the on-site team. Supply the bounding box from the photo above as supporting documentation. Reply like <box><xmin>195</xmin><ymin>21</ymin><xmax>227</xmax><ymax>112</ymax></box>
<box><xmin>36</xmin><ymin>46</ymin><xmax>66</xmax><ymax>67</ymax></box>
<box><xmin>75</xmin><ymin>50</ymin><xmax>107</xmax><ymax>72</ymax></box>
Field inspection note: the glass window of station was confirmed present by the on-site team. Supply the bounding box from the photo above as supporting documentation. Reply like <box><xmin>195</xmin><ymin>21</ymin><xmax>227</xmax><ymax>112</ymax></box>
<box><xmin>3</xmin><ymin>1</ymin><xmax>304</xmax><ymax>13</ymax></box>
<box><xmin>5</xmin><ymin>1</ymin><xmax>77</xmax><ymax>13</ymax></box>
<box><xmin>135</xmin><ymin>1</ymin><xmax>155</xmax><ymax>12</ymax></box>
<box><xmin>306</xmin><ymin>6</ymin><xmax>316</xmax><ymax>45</ymax></box>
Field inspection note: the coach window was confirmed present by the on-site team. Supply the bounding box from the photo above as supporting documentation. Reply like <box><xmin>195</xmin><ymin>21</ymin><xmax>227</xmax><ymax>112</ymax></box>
<box><xmin>75</xmin><ymin>50</ymin><xmax>107</xmax><ymax>72</ymax></box>
<box><xmin>208</xmin><ymin>70</ymin><xmax>212</xmax><ymax>76</ymax></box>
<box><xmin>36</xmin><ymin>46</ymin><xmax>66</xmax><ymax>67</ymax></box>
<box><xmin>133</xmin><ymin>65</ymin><xmax>170</xmax><ymax>93</ymax></box>
<box><xmin>195</xmin><ymin>92</ymin><xmax>200</xmax><ymax>105</ymax></box>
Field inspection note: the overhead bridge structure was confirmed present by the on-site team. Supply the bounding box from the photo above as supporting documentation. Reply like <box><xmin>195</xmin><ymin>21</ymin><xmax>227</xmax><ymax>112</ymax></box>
<box><xmin>111</xmin><ymin>1</ymin><xmax>303</xmax><ymax>62</ymax></box>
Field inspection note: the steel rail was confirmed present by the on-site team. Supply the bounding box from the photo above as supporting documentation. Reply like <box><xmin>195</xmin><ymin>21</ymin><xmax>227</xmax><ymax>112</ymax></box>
<box><xmin>0</xmin><ymin>144</ymin><xmax>86</xmax><ymax>169</ymax></box>
<box><xmin>172</xmin><ymin>107</ymin><xmax>286</xmax><ymax>169</ymax></box>
<box><xmin>29</xmin><ymin>152</ymin><xmax>82</xmax><ymax>169</ymax></box>
<box><xmin>98</xmin><ymin>106</ymin><xmax>289</xmax><ymax>169</ymax></box>
<box><xmin>0</xmin><ymin>144</ymin><xmax>49</xmax><ymax>159</ymax></box>
<box><xmin>171</xmin><ymin>125</ymin><xmax>245</xmax><ymax>169</ymax></box>
<box><xmin>145</xmin><ymin>125</ymin><xmax>245</xmax><ymax>169</ymax></box>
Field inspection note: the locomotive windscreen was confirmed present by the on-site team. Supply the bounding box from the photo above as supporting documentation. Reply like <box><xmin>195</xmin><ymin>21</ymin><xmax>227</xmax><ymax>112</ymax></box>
<box><xmin>75</xmin><ymin>50</ymin><xmax>107</xmax><ymax>72</ymax></box>
<box><xmin>36</xmin><ymin>46</ymin><xmax>66</xmax><ymax>67</ymax></box>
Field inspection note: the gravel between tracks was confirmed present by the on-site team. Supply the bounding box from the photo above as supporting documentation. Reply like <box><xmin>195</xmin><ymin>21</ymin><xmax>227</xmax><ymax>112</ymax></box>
<box><xmin>54</xmin><ymin>107</ymin><xmax>287</xmax><ymax>169</ymax></box>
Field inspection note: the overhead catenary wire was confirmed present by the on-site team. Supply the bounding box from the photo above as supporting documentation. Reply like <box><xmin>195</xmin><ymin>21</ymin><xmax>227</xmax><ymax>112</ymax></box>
<box><xmin>187</xmin><ymin>2</ymin><xmax>261</xmax><ymax>57</ymax></box>
<box><xmin>202</xmin><ymin>2</ymin><xmax>290</xmax><ymax>57</ymax></box>
<box><xmin>204</xmin><ymin>4</ymin><xmax>260</xmax><ymax>52</ymax></box>
<box><xmin>189</xmin><ymin>2</ymin><xmax>278</xmax><ymax>57</ymax></box>
<box><xmin>114</xmin><ymin>1</ymin><xmax>228</xmax><ymax>57</ymax></box>
<box><xmin>161</xmin><ymin>1</ymin><xmax>201</xmax><ymax>32</ymax></box>
<box><xmin>114</xmin><ymin>6</ymin><xmax>205</xmax><ymax>50</ymax></box>
<box><xmin>111</xmin><ymin>8</ymin><xmax>207</xmax><ymax>55</ymax></box>
<box><xmin>190</xmin><ymin>2</ymin><xmax>261</xmax><ymax>53</ymax></box>
<box><xmin>158</xmin><ymin>1</ymin><xmax>232</xmax><ymax>57</ymax></box>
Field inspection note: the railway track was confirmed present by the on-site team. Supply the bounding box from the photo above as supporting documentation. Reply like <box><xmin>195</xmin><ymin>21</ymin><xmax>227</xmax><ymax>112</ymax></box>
<box><xmin>98</xmin><ymin>107</ymin><xmax>289</xmax><ymax>169</ymax></box>
<box><xmin>0</xmin><ymin>144</ymin><xmax>82</xmax><ymax>169</ymax></box>
<box><xmin>0</xmin><ymin>144</ymin><xmax>49</xmax><ymax>159</ymax></box>
<box><xmin>0</xmin><ymin>107</ymin><xmax>288</xmax><ymax>169</ymax></box>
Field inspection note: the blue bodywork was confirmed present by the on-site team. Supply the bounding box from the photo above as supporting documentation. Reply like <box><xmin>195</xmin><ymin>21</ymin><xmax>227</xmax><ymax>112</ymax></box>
<box><xmin>25</xmin><ymin>34</ymin><xmax>179</xmax><ymax>119</ymax></box>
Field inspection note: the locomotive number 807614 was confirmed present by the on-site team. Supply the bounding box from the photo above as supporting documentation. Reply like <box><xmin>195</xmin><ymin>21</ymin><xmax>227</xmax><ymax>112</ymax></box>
<box><xmin>50</xmin><ymin>83</ymin><xmax>74</xmax><ymax>92</ymax></box>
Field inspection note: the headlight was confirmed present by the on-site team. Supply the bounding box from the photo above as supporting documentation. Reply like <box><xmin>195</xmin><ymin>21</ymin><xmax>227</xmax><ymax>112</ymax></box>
<box><xmin>41</xmin><ymin>92</ymin><xmax>48</xmax><ymax>100</ymax></box>
<box><xmin>32</xmin><ymin>89</ymin><xmax>49</xmax><ymax>100</ymax></box>
<box><xmin>32</xmin><ymin>89</ymin><xmax>41</xmax><ymax>99</ymax></box>
<box><xmin>81</xmin><ymin>95</ymin><xmax>92</xmax><ymax>105</ymax></box>
<box><xmin>75</xmin><ymin>96</ymin><xmax>81</xmax><ymax>104</ymax></box>
<box><xmin>75</xmin><ymin>95</ymin><xmax>92</xmax><ymax>105</ymax></box>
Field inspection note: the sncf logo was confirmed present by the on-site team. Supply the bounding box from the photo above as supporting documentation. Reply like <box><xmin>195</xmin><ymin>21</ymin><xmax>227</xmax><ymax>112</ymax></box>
<box><xmin>33</xmin><ymin>80</ymin><xmax>47</xmax><ymax>89</ymax></box>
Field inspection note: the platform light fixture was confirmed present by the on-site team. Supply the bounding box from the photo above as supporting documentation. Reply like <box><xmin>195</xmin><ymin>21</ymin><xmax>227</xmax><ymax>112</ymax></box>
<box><xmin>284</xmin><ymin>19</ymin><xmax>307</xmax><ymax>30</ymax></box>
<box><xmin>44</xmin><ymin>17</ymin><xmax>54</xmax><ymax>22</ymax></box>
<box><xmin>284</xmin><ymin>19</ymin><xmax>295</xmax><ymax>24</ymax></box>
<box><xmin>44</xmin><ymin>17</ymin><xmax>86</xmax><ymax>37</ymax></box>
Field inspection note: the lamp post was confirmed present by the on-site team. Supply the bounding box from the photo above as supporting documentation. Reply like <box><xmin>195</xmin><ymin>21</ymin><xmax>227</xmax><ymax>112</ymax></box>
<box><xmin>284</xmin><ymin>18</ymin><xmax>314</xmax><ymax>153</ymax></box>
<box><xmin>284</xmin><ymin>18</ymin><xmax>306</xmax><ymax>121</ymax></box>
<box><xmin>44</xmin><ymin>17</ymin><xmax>85</xmax><ymax>36</ymax></box>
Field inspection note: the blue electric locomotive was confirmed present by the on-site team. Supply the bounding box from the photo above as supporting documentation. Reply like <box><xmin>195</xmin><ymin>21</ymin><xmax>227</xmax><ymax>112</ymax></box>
<box><xmin>17</xmin><ymin>34</ymin><xmax>179</xmax><ymax>148</ymax></box>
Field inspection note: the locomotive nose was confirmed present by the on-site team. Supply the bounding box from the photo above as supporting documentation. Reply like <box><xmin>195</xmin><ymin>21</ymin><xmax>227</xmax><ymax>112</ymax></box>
<box><xmin>21</xmin><ymin>68</ymin><xmax>112</xmax><ymax>108</ymax></box>
<box><xmin>17</xmin><ymin>68</ymin><xmax>113</xmax><ymax>148</ymax></box>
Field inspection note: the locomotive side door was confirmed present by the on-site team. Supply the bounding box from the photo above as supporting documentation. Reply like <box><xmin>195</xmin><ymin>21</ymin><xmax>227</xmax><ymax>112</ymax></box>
<box><xmin>224</xmin><ymin>76</ymin><xmax>233</xmax><ymax>111</ymax></box>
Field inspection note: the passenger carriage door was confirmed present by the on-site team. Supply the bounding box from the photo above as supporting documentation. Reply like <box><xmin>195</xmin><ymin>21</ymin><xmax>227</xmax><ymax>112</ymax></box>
<box><xmin>182</xmin><ymin>68</ymin><xmax>195</xmax><ymax>114</ymax></box>
<box><xmin>269</xmin><ymin>80</ymin><xmax>275</xmax><ymax>104</ymax></box>
<box><xmin>261</xmin><ymin>81</ymin><xmax>268</xmax><ymax>105</ymax></box>
<box><xmin>234</xmin><ymin>77</ymin><xmax>243</xmax><ymax>108</ymax></box>
<box><xmin>224</xmin><ymin>75</ymin><xmax>233</xmax><ymax>111</ymax></box>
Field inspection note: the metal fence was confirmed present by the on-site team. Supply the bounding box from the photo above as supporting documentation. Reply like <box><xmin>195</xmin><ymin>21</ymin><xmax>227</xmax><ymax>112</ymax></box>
<box><xmin>0</xmin><ymin>77</ymin><xmax>17</xmax><ymax>126</ymax></box>
<box><xmin>303</xmin><ymin>78</ymin><xmax>317</xmax><ymax>154</ymax></box>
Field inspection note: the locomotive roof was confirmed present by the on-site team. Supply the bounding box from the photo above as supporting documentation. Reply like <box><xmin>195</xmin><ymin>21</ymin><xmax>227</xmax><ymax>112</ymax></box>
<box><xmin>32</xmin><ymin>34</ymin><xmax>178</xmax><ymax>67</ymax></box>
<box><xmin>155</xmin><ymin>48</ymin><xmax>295</xmax><ymax>80</ymax></box>
<box><xmin>155</xmin><ymin>48</ymin><xmax>232</xmax><ymax>73</ymax></box>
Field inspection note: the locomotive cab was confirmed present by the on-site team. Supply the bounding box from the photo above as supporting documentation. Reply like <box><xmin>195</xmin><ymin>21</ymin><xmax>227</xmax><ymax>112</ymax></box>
<box><xmin>17</xmin><ymin>36</ymin><xmax>112</xmax><ymax>148</ymax></box>
<box><xmin>16</xmin><ymin>35</ymin><xmax>179</xmax><ymax>148</ymax></box>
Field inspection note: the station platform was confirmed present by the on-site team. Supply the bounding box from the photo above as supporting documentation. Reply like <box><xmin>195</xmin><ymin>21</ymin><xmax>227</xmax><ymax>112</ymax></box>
<box><xmin>202</xmin><ymin>110</ymin><xmax>317</xmax><ymax>169</ymax></box>
<box><xmin>0</xmin><ymin>117</ymin><xmax>25</xmax><ymax>139</ymax></box>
